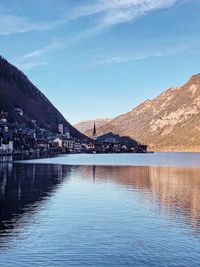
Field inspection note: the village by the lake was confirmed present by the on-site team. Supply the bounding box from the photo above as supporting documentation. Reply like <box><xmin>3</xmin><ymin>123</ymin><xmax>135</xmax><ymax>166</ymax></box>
<box><xmin>0</xmin><ymin>109</ymin><xmax>147</xmax><ymax>159</ymax></box>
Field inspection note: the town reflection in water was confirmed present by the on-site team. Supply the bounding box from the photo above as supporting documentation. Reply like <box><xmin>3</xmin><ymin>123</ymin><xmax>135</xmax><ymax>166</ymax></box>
<box><xmin>0</xmin><ymin>163</ymin><xmax>200</xmax><ymax>243</ymax></box>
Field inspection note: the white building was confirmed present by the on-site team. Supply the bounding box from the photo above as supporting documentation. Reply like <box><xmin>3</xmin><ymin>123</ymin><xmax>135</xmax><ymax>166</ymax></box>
<box><xmin>53</xmin><ymin>137</ymin><xmax>63</xmax><ymax>147</ymax></box>
<box><xmin>63</xmin><ymin>138</ymin><xmax>75</xmax><ymax>151</ymax></box>
<box><xmin>0</xmin><ymin>141</ymin><xmax>13</xmax><ymax>154</ymax></box>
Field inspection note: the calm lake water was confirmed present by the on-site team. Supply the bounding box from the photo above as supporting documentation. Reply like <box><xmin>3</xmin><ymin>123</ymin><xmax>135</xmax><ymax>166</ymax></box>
<box><xmin>0</xmin><ymin>153</ymin><xmax>200</xmax><ymax>266</ymax></box>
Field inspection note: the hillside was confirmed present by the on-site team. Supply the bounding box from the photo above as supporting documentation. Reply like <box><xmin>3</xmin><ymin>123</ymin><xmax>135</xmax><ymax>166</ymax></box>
<box><xmin>74</xmin><ymin>118</ymin><xmax>112</xmax><ymax>133</ymax></box>
<box><xmin>90</xmin><ymin>74</ymin><xmax>200</xmax><ymax>151</ymax></box>
<box><xmin>0</xmin><ymin>56</ymin><xmax>84</xmax><ymax>139</ymax></box>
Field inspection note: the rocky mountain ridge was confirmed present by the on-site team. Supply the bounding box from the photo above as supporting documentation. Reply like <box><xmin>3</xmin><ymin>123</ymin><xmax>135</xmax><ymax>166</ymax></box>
<box><xmin>88</xmin><ymin>73</ymin><xmax>200</xmax><ymax>151</ymax></box>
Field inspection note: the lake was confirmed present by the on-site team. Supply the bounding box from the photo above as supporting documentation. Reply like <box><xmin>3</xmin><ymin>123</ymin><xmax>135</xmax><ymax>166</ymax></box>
<box><xmin>0</xmin><ymin>153</ymin><xmax>200</xmax><ymax>266</ymax></box>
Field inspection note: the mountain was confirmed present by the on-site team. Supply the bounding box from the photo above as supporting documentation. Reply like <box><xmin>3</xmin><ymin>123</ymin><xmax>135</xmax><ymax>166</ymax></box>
<box><xmin>74</xmin><ymin>118</ymin><xmax>112</xmax><ymax>133</ymax></box>
<box><xmin>0</xmin><ymin>56</ymin><xmax>85</xmax><ymax>139</ymax></box>
<box><xmin>90</xmin><ymin>74</ymin><xmax>200</xmax><ymax>151</ymax></box>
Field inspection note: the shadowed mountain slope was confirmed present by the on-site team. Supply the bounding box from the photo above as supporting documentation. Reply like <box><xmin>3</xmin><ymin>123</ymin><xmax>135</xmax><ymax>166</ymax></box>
<box><xmin>0</xmin><ymin>56</ymin><xmax>85</xmax><ymax>139</ymax></box>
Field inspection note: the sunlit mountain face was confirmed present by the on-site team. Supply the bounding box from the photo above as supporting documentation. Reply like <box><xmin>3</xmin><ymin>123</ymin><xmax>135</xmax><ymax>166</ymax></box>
<box><xmin>94</xmin><ymin>74</ymin><xmax>200</xmax><ymax>151</ymax></box>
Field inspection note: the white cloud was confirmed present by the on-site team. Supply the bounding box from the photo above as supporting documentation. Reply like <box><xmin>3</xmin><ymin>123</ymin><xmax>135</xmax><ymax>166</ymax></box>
<box><xmin>20</xmin><ymin>41</ymin><xmax>64</xmax><ymax>61</ymax></box>
<box><xmin>17</xmin><ymin>61</ymin><xmax>48</xmax><ymax>71</ymax></box>
<box><xmin>14</xmin><ymin>25</ymin><xmax>102</xmax><ymax>71</ymax></box>
<box><xmin>15</xmin><ymin>40</ymin><xmax>65</xmax><ymax>70</ymax></box>
<box><xmin>10</xmin><ymin>0</ymin><xmax>181</xmax><ymax>70</ymax></box>
<box><xmin>0</xmin><ymin>14</ymin><xmax>63</xmax><ymax>35</ymax></box>
<box><xmin>71</xmin><ymin>0</ymin><xmax>179</xmax><ymax>27</ymax></box>
<box><xmin>0</xmin><ymin>0</ymin><xmax>179</xmax><ymax>36</ymax></box>
<box><xmin>87</xmin><ymin>45</ymin><xmax>190</xmax><ymax>66</ymax></box>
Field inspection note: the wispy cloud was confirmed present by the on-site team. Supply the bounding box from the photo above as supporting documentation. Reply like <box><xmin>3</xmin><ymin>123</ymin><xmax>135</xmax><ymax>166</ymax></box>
<box><xmin>11</xmin><ymin>0</ymin><xmax>181</xmax><ymax>70</ymax></box>
<box><xmin>14</xmin><ymin>24</ymin><xmax>103</xmax><ymax>70</ymax></box>
<box><xmin>70</xmin><ymin>0</ymin><xmax>179</xmax><ymax>27</ymax></box>
<box><xmin>17</xmin><ymin>61</ymin><xmax>48</xmax><ymax>71</ymax></box>
<box><xmin>86</xmin><ymin>45</ymin><xmax>191</xmax><ymax>67</ymax></box>
<box><xmin>14</xmin><ymin>40</ymin><xmax>65</xmax><ymax>70</ymax></box>
<box><xmin>1</xmin><ymin>0</ymin><xmax>179</xmax><ymax>35</ymax></box>
<box><xmin>0</xmin><ymin>14</ymin><xmax>63</xmax><ymax>35</ymax></box>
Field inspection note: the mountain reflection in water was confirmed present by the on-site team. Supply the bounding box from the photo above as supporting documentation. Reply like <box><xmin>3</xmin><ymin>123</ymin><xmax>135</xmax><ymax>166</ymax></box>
<box><xmin>0</xmin><ymin>163</ymin><xmax>199</xmax><ymax>266</ymax></box>
<box><xmin>0</xmin><ymin>164</ymin><xmax>200</xmax><ymax>235</ymax></box>
<box><xmin>83</xmin><ymin>165</ymin><xmax>200</xmax><ymax>231</ymax></box>
<box><xmin>0</xmin><ymin>163</ymin><xmax>71</xmax><ymax>240</ymax></box>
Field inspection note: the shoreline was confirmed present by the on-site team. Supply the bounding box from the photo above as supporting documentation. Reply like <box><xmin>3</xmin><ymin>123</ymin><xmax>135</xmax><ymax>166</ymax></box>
<box><xmin>152</xmin><ymin>146</ymin><xmax>200</xmax><ymax>153</ymax></box>
<box><xmin>12</xmin><ymin>152</ymin><xmax>200</xmax><ymax>170</ymax></box>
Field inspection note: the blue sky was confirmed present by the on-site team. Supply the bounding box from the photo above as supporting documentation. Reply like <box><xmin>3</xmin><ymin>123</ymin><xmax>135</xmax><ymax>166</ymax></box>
<box><xmin>1</xmin><ymin>0</ymin><xmax>200</xmax><ymax>123</ymax></box>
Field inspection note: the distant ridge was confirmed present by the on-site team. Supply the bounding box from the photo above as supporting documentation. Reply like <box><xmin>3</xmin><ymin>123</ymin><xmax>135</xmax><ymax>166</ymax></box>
<box><xmin>74</xmin><ymin>118</ymin><xmax>112</xmax><ymax>133</ymax></box>
<box><xmin>0</xmin><ymin>56</ymin><xmax>85</xmax><ymax>139</ymax></box>
<box><xmin>88</xmin><ymin>73</ymin><xmax>200</xmax><ymax>151</ymax></box>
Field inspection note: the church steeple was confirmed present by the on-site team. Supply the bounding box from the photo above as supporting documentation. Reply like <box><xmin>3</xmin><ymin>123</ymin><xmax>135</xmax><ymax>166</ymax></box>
<box><xmin>92</xmin><ymin>122</ymin><xmax>97</xmax><ymax>140</ymax></box>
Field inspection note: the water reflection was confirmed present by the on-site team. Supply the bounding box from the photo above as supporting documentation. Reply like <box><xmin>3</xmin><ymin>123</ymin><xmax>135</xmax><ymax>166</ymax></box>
<box><xmin>0</xmin><ymin>163</ymin><xmax>71</xmax><ymax>240</ymax></box>
<box><xmin>0</xmin><ymin>162</ymin><xmax>200</xmax><ymax>266</ymax></box>
<box><xmin>79</xmin><ymin>165</ymin><xmax>200</xmax><ymax>231</ymax></box>
<box><xmin>0</xmin><ymin>163</ymin><xmax>200</xmax><ymax>246</ymax></box>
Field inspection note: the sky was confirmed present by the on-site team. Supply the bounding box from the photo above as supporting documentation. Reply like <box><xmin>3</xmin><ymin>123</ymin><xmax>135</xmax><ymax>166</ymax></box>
<box><xmin>1</xmin><ymin>0</ymin><xmax>200</xmax><ymax>124</ymax></box>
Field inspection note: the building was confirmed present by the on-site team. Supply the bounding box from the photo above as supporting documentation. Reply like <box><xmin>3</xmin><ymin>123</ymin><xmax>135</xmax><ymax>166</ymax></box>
<box><xmin>63</xmin><ymin>138</ymin><xmax>75</xmax><ymax>151</ymax></box>
<box><xmin>15</xmin><ymin>108</ymin><xmax>23</xmax><ymax>116</ymax></box>
<box><xmin>0</xmin><ymin>142</ymin><xmax>13</xmax><ymax>154</ymax></box>
<box><xmin>0</xmin><ymin>128</ymin><xmax>14</xmax><ymax>154</ymax></box>
<box><xmin>74</xmin><ymin>142</ymin><xmax>82</xmax><ymax>152</ymax></box>
<box><xmin>64</xmin><ymin>127</ymin><xmax>70</xmax><ymax>138</ymax></box>
<box><xmin>53</xmin><ymin>136</ymin><xmax>76</xmax><ymax>152</ymax></box>
<box><xmin>58</xmin><ymin>124</ymin><xmax>64</xmax><ymax>135</ymax></box>
<box><xmin>53</xmin><ymin>137</ymin><xmax>63</xmax><ymax>147</ymax></box>
<box><xmin>36</xmin><ymin>139</ymin><xmax>49</xmax><ymax>149</ymax></box>
<box><xmin>58</xmin><ymin>124</ymin><xmax>70</xmax><ymax>138</ymax></box>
